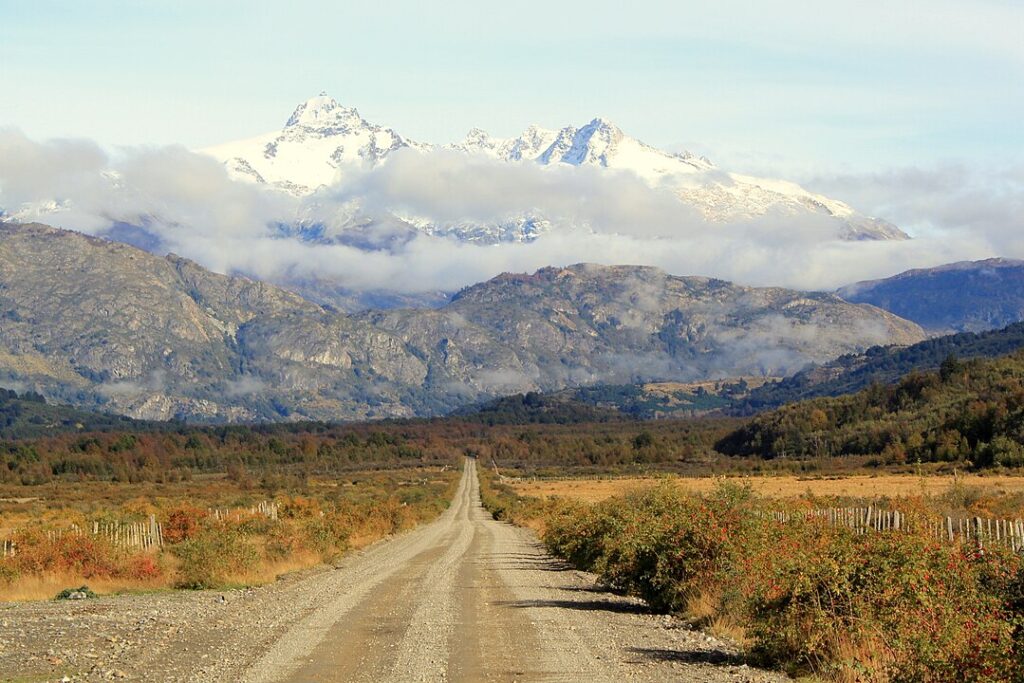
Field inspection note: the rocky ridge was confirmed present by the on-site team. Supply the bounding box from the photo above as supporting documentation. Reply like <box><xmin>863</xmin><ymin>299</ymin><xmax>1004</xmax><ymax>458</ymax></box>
<box><xmin>0</xmin><ymin>223</ymin><xmax>924</xmax><ymax>421</ymax></box>
<box><xmin>839</xmin><ymin>258</ymin><xmax>1024</xmax><ymax>332</ymax></box>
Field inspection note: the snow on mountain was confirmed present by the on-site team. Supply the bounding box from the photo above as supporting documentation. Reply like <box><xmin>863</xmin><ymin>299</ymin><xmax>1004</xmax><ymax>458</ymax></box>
<box><xmin>452</xmin><ymin>124</ymin><xmax>560</xmax><ymax>162</ymax></box>
<box><xmin>402</xmin><ymin>214</ymin><xmax>554</xmax><ymax>244</ymax></box>
<box><xmin>453</xmin><ymin>118</ymin><xmax>714</xmax><ymax>182</ymax></box>
<box><xmin>451</xmin><ymin>118</ymin><xmax>902</xmax><ymax>240</ymax></box>
<box><xmin>200</xmin><ymin>93</ymin><xmax>908</xmax><ymax>242</ymax></box>
<box><xmin>201</xmin><ymin>93</ymin><xmax>429</xmax><ymax>195</ymax></box>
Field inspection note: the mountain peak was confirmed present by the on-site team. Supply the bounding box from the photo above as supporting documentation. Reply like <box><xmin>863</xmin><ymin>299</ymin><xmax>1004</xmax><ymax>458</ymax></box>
<box><xmin>559</xmin><ymin>117</ymin><xmax>625</xmax><ymax>166</ymax></box>
<box><xmin>584</xmin><ymin>116</ymin><xmax>621</xmax><ymax>132</ymax></box>
<box><xmin>462</xmin><ymin>128</ymin><xmax>493</xmax><ymax>145</ymax></box>
<box><xmin>285</xmin><ymin>93</ymin><xmax>362</xmax><ymax>129</ymax></box>
<box><xmin>199</xmin><ymin>98</ymin><xmax>907</xmax><ymax>243</ymax></box>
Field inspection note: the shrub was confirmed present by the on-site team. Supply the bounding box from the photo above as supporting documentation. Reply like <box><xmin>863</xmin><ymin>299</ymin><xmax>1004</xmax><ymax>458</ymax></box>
<box><xmin>546</xmin><ymin>483</ymin><xmax>757</xmax><ymax>612</ymax></box>
<box><xmin>301</xmin><ymin>516</ymin><xmax>349</xmax><ymax>559</ymax></box>
<box><xmin>745</xmin><ymin>525</ymin><xmax>1017</xmax><ymax>680</ymax></box>
<box><xmin>264</xmin><ymin>522</ymin><xmax>306</xmax><ymax>561</ymax></box>
<box><xmin>124</xmin><ymin>553</ymin><xmax>163</xmax><ymax>580</ymax></box>
<box><xmin>0</xmin><ymin>563</ymin><xmax>18</xmax><ymax>585</ymax></box>
<box><xmin>54</xmin><ymin>585</ymin><xmax>98</xmax><ymax>600</ymax></box>
<box><xmin>162</xmin><ymin>504</ymin><xmax>207</xmax><ymax>544</ymax></box>
<box><xmin>173</xmin><ymin>528</ymin><xmax>259</xmax><ymax>589</ymax></box>
<box><xmin>9</xmin><ymin>531</ymin><xmax>120</xmax><ymax>578</ymax></box>
<box><xmin>537</xmin><ymin>486</ymin><xmax>1022</xmax><ymax>681</ymax></box>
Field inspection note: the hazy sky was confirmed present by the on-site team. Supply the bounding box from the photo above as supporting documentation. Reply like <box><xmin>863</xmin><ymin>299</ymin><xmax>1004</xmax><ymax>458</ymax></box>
<box><xmin>1</xmin><ymin>0</ymin><xmax>1021</xmax><ymax>175</ymax></box>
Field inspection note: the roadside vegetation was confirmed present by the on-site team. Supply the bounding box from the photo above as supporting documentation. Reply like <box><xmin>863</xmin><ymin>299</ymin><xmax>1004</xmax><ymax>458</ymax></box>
<box><xmin>0</xmin><ymin>468</ymin><xmax>457</xmax><ymax>600</ymax></box>
<box><xmin>480</xmin><ymin>470</ymin><xmax>1024</xmax><ymax>681</ymax></box>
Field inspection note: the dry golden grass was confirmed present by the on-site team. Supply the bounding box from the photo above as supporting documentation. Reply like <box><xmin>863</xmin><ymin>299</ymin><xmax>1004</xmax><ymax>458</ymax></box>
<box><xmin>708</xmin><ymin>615</ymin><xmax>751</xmax><ymax>649</ymax></box>
<box><xmin>348</xmin><ymin>529</ymin><xmax>393</xmax><ymax>550</ymax></box>
<box><xmin>684</xmin><ymin>589</ymin><xmax>751</xmax><ymax>648</ymax></box>
<box><xmin>0</xmin><ymin>572</ymin><xmax>169</xmax><ymax>602</ymax></box>
<box><xmin>1</xmin><ymin>467</ymin><xmax>458</xmax><ymax>601</ymax></box>
<box><xmin>829</xmin><ymin>633</ymin><xmax>894</xmax><ymax>683</ymax></box>
<box><xmin>1</xmin><ymin>552</ymin><xmax>328</xmax><ymax>601</ymax></box>
<box><xmin>223</xmin><ymin>550</ymin><xmax>325</xmax><ymax>587</ymax></box>
<box><xmin>510</xmin><ymin>473</ymin><xmax>1024</xmax><ymax>502</ymax></box>
<box><xmin>0</xmin><ymin>474</ymin><xmax>257</xmax><ymax>535</ymax></box>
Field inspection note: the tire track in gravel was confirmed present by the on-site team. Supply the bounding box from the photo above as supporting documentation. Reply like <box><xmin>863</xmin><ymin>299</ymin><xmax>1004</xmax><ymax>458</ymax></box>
<box><xmin>244</xmin><ymin>464</ymin><xmax>475</xmax><ymax>683</ymax></box>
<box><xmin>385</xmin><ymin>459</ymin><xmax>476</xmax><ymax>682</ymax></box>
<box><xmin>249</xmin><ymin>460</ymin><xmax>789</xmax><ymax>683</ymax></box>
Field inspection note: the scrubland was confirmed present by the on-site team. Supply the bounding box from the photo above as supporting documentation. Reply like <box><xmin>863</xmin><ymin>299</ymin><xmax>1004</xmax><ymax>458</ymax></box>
<box><xmin>483</xmin><ymin>472</ymin><xmax>1024</xmax><ymax>681</ymax></box>
<box><xmin>4</xmin><ymin>395</ymin><xmax>1024</xmax><ymax>680</ymax></box>
<box><xmin>0</xmin><ymin>468</ymin><xmax>457</xmax><ymax>600</ymax></box>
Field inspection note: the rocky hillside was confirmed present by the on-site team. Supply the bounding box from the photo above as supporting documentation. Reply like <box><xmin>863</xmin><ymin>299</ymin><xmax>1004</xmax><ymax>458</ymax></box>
<box><xmin>838</xmin><ymin>258</ymin><xmax>1024</xmax><ymax>333</ymax></box>
<box><xmin>0</xmin><ymin>223</ymin><xmax>924</xmax><ymax>422</ymax></box>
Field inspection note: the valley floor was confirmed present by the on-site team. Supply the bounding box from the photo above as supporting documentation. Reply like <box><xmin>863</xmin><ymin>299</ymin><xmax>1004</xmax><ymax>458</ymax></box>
<box><xmin>511</xmin><ymin>471</ymin><xmax>1024</xmax><ymax>502</ymax></box>
<box><xmin>0</xmin><ymin>462</ymin><xmax>785</xmax><ymax>682</ymax></box>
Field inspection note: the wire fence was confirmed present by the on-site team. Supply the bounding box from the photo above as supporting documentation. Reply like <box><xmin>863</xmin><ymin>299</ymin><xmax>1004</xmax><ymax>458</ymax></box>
<box><xmin>761</xmin><ymin>505</ymin><xmax>1024</xmax><ymax>552</ymax></box>
<box><xmin>1</xmin><ymin>500</ymin><xmax>280</xmax><ymax>557</ymax></box>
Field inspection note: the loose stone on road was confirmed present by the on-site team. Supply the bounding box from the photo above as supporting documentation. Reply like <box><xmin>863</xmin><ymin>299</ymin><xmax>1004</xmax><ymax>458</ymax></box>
<box><xmin>244</xmin><ymin>461</ymin><xmax>784</xmax><ymax>682</ymax></box>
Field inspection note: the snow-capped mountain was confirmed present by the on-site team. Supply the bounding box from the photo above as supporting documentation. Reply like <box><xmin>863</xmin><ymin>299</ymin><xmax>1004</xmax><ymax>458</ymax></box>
<box><xmin>451</xmin><ymin>118</ymin><xmax>903</xmax><ymax>240</ymax></box>
<box><xmin>202</xmin><ymin>93</ymin><xmax>907</xmax><ymax>242</ymax></box>
<box><xmin>453</xmin><ymin>118</ymin><xmax>714</xmax><ymax>180</ymax></box>
<box><xmin>202</xmin><ymin>93</ymin><xmax>429</xmax><ymax>195</ymax></box>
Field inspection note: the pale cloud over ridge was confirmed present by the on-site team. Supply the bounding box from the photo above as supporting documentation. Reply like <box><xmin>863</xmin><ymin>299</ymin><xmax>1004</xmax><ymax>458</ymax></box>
<box><xmin>0</xmin><ymin>129</ymin><xmax>1020</xmax><ymax>298</ymax></box>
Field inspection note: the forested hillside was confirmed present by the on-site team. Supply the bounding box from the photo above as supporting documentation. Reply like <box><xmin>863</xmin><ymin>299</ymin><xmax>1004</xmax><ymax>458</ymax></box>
<box><xmin>457</xmin><ymin>381</ymin><xmax>748</xmax><ymax>423</ymax></box>
<box><xmin>717</xmin><ymin>351</ymin><xmax>1024</xmax><ymax>467</ymax></box>
<box><xmin>734</xmin><ymin>322</ymin><xmax>1024</xmax><ymax>413</ymax></box>
<box><xmin>0</xmin><ymin>389</ymin><xmax>145</xmax><ymax>439</ymax></box>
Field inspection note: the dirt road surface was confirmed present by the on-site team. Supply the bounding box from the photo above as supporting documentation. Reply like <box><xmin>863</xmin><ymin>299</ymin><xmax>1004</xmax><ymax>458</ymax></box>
<box><xmin>0</xmin><ymin>461</ymin><xmax>787</xmax><ymax>682</ymax></box>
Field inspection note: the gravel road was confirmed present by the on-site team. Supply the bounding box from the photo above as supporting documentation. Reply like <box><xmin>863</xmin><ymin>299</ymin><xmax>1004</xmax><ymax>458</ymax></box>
<box><xmin>0</xmin><ymin>461</ymin><xmax>788</xmax><ymax>682</ymax></box>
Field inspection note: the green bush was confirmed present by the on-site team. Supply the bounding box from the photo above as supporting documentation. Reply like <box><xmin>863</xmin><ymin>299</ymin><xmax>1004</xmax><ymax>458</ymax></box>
<box><xmin>745</xmin><ymin>525</ymin><xmax>1017</xmax><ymax>680</ymax></box>
<box><xmin>54</xmin><ymin>585</ymin><xmax>98</xmax><ymax>600</ymax></box>
<box><xmin>301</xmin><ymin>516</ymin><xmax>349</xmax><ymax>559</ymax></box>
<box><xmin>173</xmin><ymin>528</ymin><xmax>259</xmax><ymax>589</ymax></box>
<box><xmin>546</xmin><ymin>483</ymin><xmax>759</xmax><ymax>612</ymax></box>
<box><xmin>0</xmin><ymin>563</ymin><xmax>18</xmax><ymax>585</ymax></box>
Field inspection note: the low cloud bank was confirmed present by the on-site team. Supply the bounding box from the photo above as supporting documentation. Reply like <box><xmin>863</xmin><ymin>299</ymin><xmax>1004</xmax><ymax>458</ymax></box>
<box><xmin>1</xmin><ymin>129</ymin><xmax>1020</xmax><ymax>295</ymax></box>
<box><xmin>807</xmin><ymin>164</ymin><xmax>1024</xmax><ymax>255</ymax></box>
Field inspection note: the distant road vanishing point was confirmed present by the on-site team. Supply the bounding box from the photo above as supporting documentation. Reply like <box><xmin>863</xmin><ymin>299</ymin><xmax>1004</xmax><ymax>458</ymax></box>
<box><xmin>239</xmin><ymin>461</ymin><xmax>786</xmax><ymax>682</ymax></box>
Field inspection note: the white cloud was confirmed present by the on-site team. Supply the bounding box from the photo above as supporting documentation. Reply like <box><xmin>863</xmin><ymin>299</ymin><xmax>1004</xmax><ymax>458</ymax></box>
<box><xmin>224</xmin><ymin>376</ymin><xmax>267</xmax><ymax>397</ymax></box>
<box><xmin>1</xmin><ymin>130</ymin><xmax>1021</xmax><ymax>299</ymax></box>
<box><xmin>97</xmin><ymin>370</ymin><xmax>166</xmax><ymax>398</ymax></box>
<box><xmin>807</xmin><ymin>164</ymin><xmax>1024</xmax><ymax>247</ymax></box>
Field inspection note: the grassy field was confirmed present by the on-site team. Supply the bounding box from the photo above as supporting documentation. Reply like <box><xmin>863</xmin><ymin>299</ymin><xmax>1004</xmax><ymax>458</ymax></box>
<box><xmin>0</xmin><ymin>467</ymin><xmax>458</xmax><ymax>601</ymax></box>
<box><xmin>511</xmin><ymin>472</ymin><xmax>1024</xmax><ymax>505</ymax></box>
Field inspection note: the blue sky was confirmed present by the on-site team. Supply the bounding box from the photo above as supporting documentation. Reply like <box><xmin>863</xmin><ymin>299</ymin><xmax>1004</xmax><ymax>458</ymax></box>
<box><xmin>1</xmin><ymin>0</ymin><xmax>1021</xmax><ymax>175</ymax></box>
